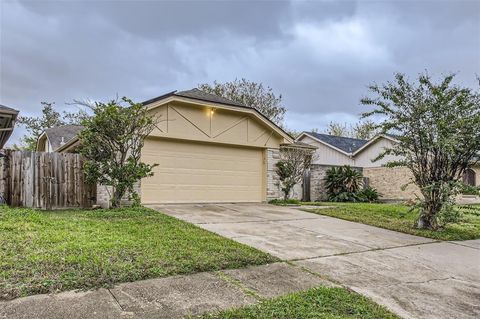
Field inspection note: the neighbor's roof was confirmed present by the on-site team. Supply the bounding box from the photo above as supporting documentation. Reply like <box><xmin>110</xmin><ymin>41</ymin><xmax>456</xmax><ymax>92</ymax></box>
<box><xmin>0</xmin><ymin>104</ymin><xmax>19</xmax><ymax>114</ymax></box>
<box><xmin>306</xmin><ymin>132</ymin><xmax>369</xmax><ymax>153</ymax></box>
<box><xmin>44</xmin><ymin>125</ymin><xmax>83</xmax><ymax>151</ymax></box>
<box><xmin>0</xmin><ymin>104</ymin><xmax>19</xmax><ymax>149</ymax></box>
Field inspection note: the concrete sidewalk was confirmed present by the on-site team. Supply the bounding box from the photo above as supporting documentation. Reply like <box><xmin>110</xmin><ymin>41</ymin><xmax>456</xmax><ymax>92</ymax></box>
<box><xmin>0</xmin><ymin>263</ymin><xmax>332</xmax><ymax>319</ymax></box>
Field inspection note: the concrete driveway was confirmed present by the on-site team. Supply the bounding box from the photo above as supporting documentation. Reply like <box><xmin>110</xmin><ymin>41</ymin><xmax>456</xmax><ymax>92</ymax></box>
<box><xmin>151</xmin><ymin>203</ymin><xmax>480</xmax><ymax>319</ymax></box>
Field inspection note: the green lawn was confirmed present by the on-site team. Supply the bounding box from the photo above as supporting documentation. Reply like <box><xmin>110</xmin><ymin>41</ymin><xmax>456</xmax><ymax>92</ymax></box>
<box><xmin>0</xmin><ymin>206</ymin><xmax>277</xmax><ymax>300</ymax></box>
<box><xmin>197</xmin><ymin>286</ymin><xmax>399</xmax><ymax>319</ymax></box>
<box><xmin>302</xmin><ymin>202</ymin><xmax>480</xmax><ymax>241</ymax></box>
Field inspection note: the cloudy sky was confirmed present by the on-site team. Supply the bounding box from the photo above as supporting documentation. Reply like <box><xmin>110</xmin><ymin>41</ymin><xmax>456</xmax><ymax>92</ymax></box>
<box><xmin>1</xmin><ymin>0</ymin><xmax>479</xmax><ymax>144</ymax></box>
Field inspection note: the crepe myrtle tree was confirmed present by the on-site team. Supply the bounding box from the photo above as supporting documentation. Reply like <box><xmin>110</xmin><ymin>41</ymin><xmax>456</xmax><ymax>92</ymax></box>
<box><xmin>276</xmin><ymin>145</ymin><xmax>315</xmax><ymax>200</ymax></box>
<box><xmin>78</xmin><ymin>97</ymin><xmax>159</xmax><ymax>207</ymax></box>
<box><xmin>198</xmin><ymin>78</ymin><xmax>286</xmax><ymax>127</ymax></box>
<box><xmin>362</xmin><ymin>73</ymin><xmax>480</xmax><ymax>230</ymax></box>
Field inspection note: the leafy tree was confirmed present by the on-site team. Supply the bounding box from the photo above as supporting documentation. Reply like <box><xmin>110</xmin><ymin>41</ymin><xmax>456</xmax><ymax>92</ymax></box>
<box><xmin>198</xmin><ymin>78</ymin><xmax>286</xmax><ymax>126</ymax></box>
<box><xmin>325</xmin><ymin>122</ymin><xmax>349</xmax><ymax>137</ymax></box>
<box><xmin>17</xmin><ymin>102</ymin><xmax>65</xmax><ymax>150</ymax></box>
<box><xmin>351</xmin><ymin>120</ymin><xmax>379</xmax><ymax>140</ymax></box>
<box><xmin>325</xmin><ymin>120</ymin><xmax>379</xmax><ymax>140</ymax></box>
<box><xmin>324</xmin><ymin>166</ymin><xmax>364</xmax><ymax>202</ymax></box>
<box><xmin>78</xmin><ymin>97</ymin><xmax>159</xmax><ymax>207</ymax></box>
<box><xmin>275</xmin><ymin>146</ymin><xmax>314</xmax><ymax>200</ymax></box>
<box><xmin>362</xmin><ymin>73</ymin><xmax>480</xmax><ymax>229</ymax></box>
<box><xmin>17</xmin><ymin>102</ymin><xmax>88</xmax><ymax>150</ymax></box>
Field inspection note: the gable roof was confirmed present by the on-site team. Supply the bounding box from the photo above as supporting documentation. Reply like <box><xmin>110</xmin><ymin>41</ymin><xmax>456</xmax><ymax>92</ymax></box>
<box><xmin>175</xmin><ymin>88</ymin><xmax>247</xmax><ymax>108</ymax></box>
<box><xmin>352</xmin><ymin>133</ymin><xmax>399</xmax><ymax>156</ymax></box>
<box><xmin>305</xmin><ymin>132</ymin><xmax>368</xmax><ymax>154</ymax></box>
<box><xmin>44</xmin><ymin>125</ymin><xmax>84</xmax><ymax>151</ymax></box>
<box><xmin>141</xmin><ymin>88</ymin><xmax>247</xmax><ymax>108</ymax></box>
<box><xmin>143</xmin><ymin>88</ymin><xmax>292</xmax><ymax>142</ymax></box>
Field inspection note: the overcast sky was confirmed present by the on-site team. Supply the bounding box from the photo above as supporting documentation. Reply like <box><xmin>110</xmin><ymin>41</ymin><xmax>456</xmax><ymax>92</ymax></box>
<box><xmin>1</xmin><ymin>0</ymin><xmax>479</xmax><ymax>145</ymax></box>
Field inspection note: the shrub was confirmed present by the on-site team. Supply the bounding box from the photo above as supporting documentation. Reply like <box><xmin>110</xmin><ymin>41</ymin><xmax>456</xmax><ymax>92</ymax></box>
<box><xmin>324</xmin><ymin>166</ymin><xmax>364</xmax><ymax>202</ymax></box>
<box><xmin>357</xmin><ymin>186</ymin><xmax>380</xmax><ymax>203</ymax></box>
<box><xmin>460</xmin><ymin>184</ymin><xmax>480</xmax><ymax>196</ymax></box>
<box><xmin>268</xmin><ymin>199</ymin><xmax>301</xmax><ymax>206</ymax></box>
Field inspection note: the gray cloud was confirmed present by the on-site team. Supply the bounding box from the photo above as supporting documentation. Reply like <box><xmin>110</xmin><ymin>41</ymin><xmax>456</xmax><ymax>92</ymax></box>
<box><xmin>1</xmin><ymin>0</ymin><xmax>479</xmax><ymax>144</ymax></box>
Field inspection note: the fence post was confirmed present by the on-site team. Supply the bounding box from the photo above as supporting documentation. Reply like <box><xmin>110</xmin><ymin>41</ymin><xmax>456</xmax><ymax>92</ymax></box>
<box><xmin>0</xmin><ymin>150</ymin><xmax>11</xmax><ymax>204</ymax></box>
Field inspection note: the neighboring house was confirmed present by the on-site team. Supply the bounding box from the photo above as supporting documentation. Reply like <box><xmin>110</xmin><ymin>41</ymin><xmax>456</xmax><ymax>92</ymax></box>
<box><xmin>0</xmin><ymin>104</ymin><xmax>19</xmax><ymax>149</ymax></box>
<box><xmin>38</xmin><ymin>88</ymin><xmax>293</xmax><ymax>206</ymax></box>
<box><xmin>296</xmin><ymin>132</ymin><xmax>400</xmax><ymax>167</ymax></box>
<box><xmin>36</xmin><ymin>125</ymin><xmax>83</xmax><ymax>152</ymax></box>
<box><xmin>295</xmin><ymin>132</ymin><xmax>405</xmax><ymax>201</ymax></box>
<box><xmin>296</xmin><ymin>131</ymin><xmax>479</xmax><ymax>202</ymax></box>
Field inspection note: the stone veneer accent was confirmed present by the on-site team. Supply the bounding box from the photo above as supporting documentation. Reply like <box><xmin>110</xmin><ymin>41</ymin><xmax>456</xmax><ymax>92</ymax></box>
<box><xmin>363</xmin><ymin>166</ymin><xmax>420</xmax><ymax>201</ymax></box>
<box><xmin>96</xmin><ymin>181</ymin><xmax>141</xmax><ymax>208</ymax></box>
<box><xmin>266</xmin><ymin>148</ymin><xmax>282</xmax><ymax>201</ymax></box>
<box><xmin>308</xmin><ymin>165</ymin><xmax>331</xmax><ymax>201</ymax></box>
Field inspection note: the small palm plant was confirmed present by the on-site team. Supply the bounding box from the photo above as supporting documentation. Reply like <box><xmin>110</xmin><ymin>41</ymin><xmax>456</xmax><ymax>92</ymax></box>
<box><xmin>324</xmin><ymin>166</ymin><xmax>364</xmax><ymax>202</ymax></box>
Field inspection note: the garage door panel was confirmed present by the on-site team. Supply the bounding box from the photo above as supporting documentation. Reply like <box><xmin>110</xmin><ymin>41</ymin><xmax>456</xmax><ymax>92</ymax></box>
<box><xmin>141</xmin><ymin>138</ymin><xmax>264</xmax><ymax>203</ymax></box>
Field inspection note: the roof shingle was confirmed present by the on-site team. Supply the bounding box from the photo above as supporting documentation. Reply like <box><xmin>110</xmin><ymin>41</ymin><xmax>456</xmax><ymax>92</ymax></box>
<box><xmin>307</xmin><ymin>132</ymin><xmax>368</xmax><ymax>153</ymax></box>
<box><xmin>174</xmin><ymin>88</ymin><xmax>247</xmax><ymax>108</ymax></box>
<box><xmin>45</xmin><ymin>125</ymin><xmax>84</xmax><ymax>151</ymax></box>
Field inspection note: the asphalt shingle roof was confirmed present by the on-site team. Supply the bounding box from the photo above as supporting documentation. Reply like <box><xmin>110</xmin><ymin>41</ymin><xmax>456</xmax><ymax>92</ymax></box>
<box><xmin>175</xmin><ymin>88</ymin><xmax>247</xmax><ymax>108</ymax></box>
<box><xmin>307</xmin><ymin>132</ymin><xmax>368</xmax><ymax>153</ymax></box>
<box><xmin>45</xmin><ymin>125</ymin><xmax>84</xmax><ymax>151</ymax></box>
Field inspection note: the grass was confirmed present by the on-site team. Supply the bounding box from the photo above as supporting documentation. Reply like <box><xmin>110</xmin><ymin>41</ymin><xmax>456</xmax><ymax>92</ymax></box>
<box><xmin>302</xmin><ymin>202</ymin><xmax>480</xmax><ymax>241</ymax></box>
<box><xmin>197</xmin><ymin>286</ymin><xmax>399</xmax><ymax>319</ymax></box>
<box><xmin>0</xmin><ymin>206</ymin><xmax>277</xmax><ymax>300</ymax></box>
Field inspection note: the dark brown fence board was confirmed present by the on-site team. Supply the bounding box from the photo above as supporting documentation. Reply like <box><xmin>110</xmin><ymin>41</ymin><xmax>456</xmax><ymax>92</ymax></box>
<box><xmin>0</xmin><ymin>150</ymin><xmax>95</xmax><ymax>209</ymax></box>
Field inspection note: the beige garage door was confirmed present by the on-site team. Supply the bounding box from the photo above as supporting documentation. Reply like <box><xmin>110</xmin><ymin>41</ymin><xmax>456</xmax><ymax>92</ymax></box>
<box><xmin>141</xmin><ymin>138</ymin><xmax>265</xmax><ymax>204</ymax></box>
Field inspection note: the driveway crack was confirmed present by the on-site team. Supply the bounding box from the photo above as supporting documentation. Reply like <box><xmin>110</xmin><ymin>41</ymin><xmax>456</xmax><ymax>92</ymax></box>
<box><xmin>107</xmin><ymin>288</ymin><xmax>125</xmax><ymax>312</ymax></box>
<box><xmin>289</xmin><ymin>240</ymin><xmax>441</xmax><ymax>262</ymax></box>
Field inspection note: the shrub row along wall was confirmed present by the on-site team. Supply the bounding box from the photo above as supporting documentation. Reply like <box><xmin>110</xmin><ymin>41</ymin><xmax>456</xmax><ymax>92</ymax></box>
<box><xmin>0</xmin><ymin>150</ymin><xmax>96</xmax><ymax>209</ymax></box>
<box><xmin>363</xmin><ymin>166</ymin><xmax>420</xmax><ymax>201</ymax></box>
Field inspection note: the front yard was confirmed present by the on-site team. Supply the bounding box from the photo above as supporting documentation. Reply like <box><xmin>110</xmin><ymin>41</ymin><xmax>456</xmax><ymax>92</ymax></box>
<box><xmin>302</xmin><ymin>202</ymin><xmax>480</xmax><ymax>241</ymax></box>
<box><xmin>0</xmin><ymin>206</ymin><xmax>277</xmax><ymax>300</ymax></box>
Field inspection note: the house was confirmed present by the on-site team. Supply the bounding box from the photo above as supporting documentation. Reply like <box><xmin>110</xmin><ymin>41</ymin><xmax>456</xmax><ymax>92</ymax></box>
<box><xmin>296</xmin><ymin>131</ymin><xmax>479</xmax><ymax>202</ymax></box>
<box><xmin>296</xmin><ymin>132</ymin><xmax>401</xmax><ymax>167</ymax></box>
<box><xmin>0</xmin><ymin>104</ymin><xmax>19</xmax><ymax>149</ymax></box>
<box><xmin>36</xmin><ymin>125</ymin><xmax>83</xmax><ymax>152</ymax></box>
<box><xmin>38</xmin><ymin>89</ymin><xmax>293</xmax><ymax>206</ymax></box>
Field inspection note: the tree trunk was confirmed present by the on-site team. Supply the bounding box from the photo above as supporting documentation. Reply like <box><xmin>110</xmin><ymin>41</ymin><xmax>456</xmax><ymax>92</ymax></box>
<box><xmin>416</xmin><ymin>191</ymin><xmax>442</xmax><ymax>229</ymax></box>
<box><xmin>111</xmin><ymin>187</ymin><xmax>125</xmax><ymax>208</ymax></box>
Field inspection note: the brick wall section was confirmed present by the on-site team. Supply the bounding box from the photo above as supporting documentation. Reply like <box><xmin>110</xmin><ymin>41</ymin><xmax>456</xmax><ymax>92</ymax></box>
<box><xmin>309</xmin><ymin>165</ymin><xmax>330</xmax><ymax>201</ymax></box>
<box><xmin>363</xmin><ymin>166</ymin><xmax>421</xmax><ymax>201</ymax></box>
<box><xmin>96</xmin><ymin>181</ymin><xmax>141</xmax><ymax>208</ymax></box>
<box><xmin>266</xmin><ymin>148</ymin><xmax>282</xmax><ymax>200</ymax></box>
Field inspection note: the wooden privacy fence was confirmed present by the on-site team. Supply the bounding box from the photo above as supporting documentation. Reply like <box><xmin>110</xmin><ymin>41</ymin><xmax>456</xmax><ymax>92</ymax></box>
<box><xmin>0</xmin><ymin>150</ymin><xmax>96</xmax><ymax>209</ymax></box>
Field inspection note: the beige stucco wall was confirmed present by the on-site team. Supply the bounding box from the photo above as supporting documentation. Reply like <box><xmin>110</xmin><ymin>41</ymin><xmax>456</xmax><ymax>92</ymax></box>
<box><xmin>353</xmin><ymin>138</ymin><xmax>401</xmax><ymax>167</ymax></box>
<box><xmin>363</xmin><ymin>166</ymin><xmax>421</xmax><ymax>201</ymax></box>
<box><xmin>147</xmin><ymin>100</ymin><xmax>286</xmax><ymax>149</ymax></box>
